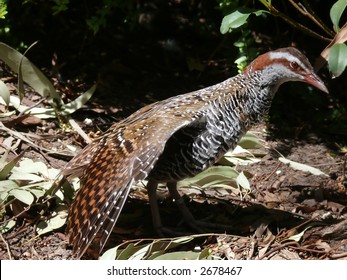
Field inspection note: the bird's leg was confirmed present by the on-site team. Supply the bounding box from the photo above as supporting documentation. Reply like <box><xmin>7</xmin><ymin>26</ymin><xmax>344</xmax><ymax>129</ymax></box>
<box><xmin>167</xmin><ymin>182</ymin><xmax>204</xmax><ymax>233</ymax></box>
<box><xmin>148</xmin><ymin>180</ymin><xmax>234</xmax><ymax>236</ymax></box>
<box><xmin>167</xmin><ymin>182</ymin><xmax>235</xmax><ymax>232</ymax></box>
<box><xmin>147</xmin><ymin>180</ymin><xmax>190</xmax><ymax>236</ymax></box>
<box><xmin>147</xmin><ymin>180</ymin><xmax>164</xmax><ymax>235</ymax></box>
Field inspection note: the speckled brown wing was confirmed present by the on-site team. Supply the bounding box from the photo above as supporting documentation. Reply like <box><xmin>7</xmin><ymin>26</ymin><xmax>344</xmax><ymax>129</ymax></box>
<box><xmin>65</xmin><ymin>133</ymin><xmax>135</xmax><ymax>258</ymax></box>
<box><xmin>65</xmin><ymin>103</ymin><xmax>200</xmax><ymax>258</ymax></box>
<box><xmin>61</xmin><ymin>139</ymin><xmax>102</xmax><ymax>179</ymax></box>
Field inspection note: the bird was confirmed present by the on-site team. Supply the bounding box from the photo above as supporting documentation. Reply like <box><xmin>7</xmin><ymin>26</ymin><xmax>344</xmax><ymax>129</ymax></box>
<box><xmin>61</xmin><ymin>47</ymin><xmax>328</xmax><ymax>258</ymax></box>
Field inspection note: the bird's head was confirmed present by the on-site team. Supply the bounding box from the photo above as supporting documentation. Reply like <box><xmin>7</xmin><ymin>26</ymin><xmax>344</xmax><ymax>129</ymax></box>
<box><xmin>244</xmin><ymin>47</ymin><xmax>328</xmax><ymax>93</ymax></box>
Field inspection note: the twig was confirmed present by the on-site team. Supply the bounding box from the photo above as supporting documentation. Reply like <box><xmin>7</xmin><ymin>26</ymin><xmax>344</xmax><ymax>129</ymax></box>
<box><xmin>0</xmin><ymin>121</ymin><xmax>51</xmax><ymax>152</ymax></box>
<box><xmin>259</xmin><ymin>2</ymin><xmax>331</xmax><ymax>42</ymax></box>
<box><xmin>289</xmin><ymin>0</ymin><xmax>335</xmax><ymax>37</ymax></box>
<box><xmin>330</xmin><ymin>251</ymin><xmax>347</xmax><ymax>259</ymax></box>
<box><xmin>0</xmin><ymin>232</ymin><xmax>12</xmax><ymax>260</ymax></box>
<box><xmin>0</xmin><ymin>141</ymin><xmax>19</xmax><ymax>156</ymax></box>
<box><xmin>0</xmin><ymin>121</ymin><xmax>73</xmax><ymax>157</ymax></box>
<box><xmin>328</xmin><ymin>238</ymin><xmax>347</xmax><ymax>259</ymax></box>
<box><xmin>263</xmin><ymin>162</ymin><xmax>281</xmax><ymax>181</ymax></box>
<box><xmin>258</xmin><ymin>241</ymin><xmax>299</xmax><ymax>259</ymax></box>
<box><xmin>4</xmin><ymin>223</ymin><xmax>27</xmax><ymax>240</ymax></box>
<box><xmin>69</xmin><ymin>119</ymin><xmax>92</xmax><ymax>144</ymax></box>
<box><xmin>342</xmin><ymin>154</ymin><xmax>346</xmax><ymax>184</ymax></box>
<box><xmin>302</xmin><ymin>0</ymin><xmax>335</xmax><ymax>37</ymax></box>
<box><xmin>288</xmin><ymin>245</ymin><xmax>327</xmax><ymax>255</ymax></box>
<box><xmin>0</xmin><ymin>205</ymin><xmax>31</xmax><ymax>225</ymax></box>
<box><xmin>287</xmin><ymin>217</ymin><xmax>317</xmax><ymax>232</ymax></box>
<box><xmin>17</xmin><ymin>98</ymin><xmax>47</xmax><ymax>117</ymax></box>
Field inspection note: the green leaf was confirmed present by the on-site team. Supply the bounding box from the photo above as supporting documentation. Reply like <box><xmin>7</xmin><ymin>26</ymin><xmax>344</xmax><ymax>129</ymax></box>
<box><xmin>279</xmin><ymin>157</ymin><xmax>329</xmax><ymax>177</ymax></box>
<box><xmin>0</xmin><ymin>150</ymin><xmax>9</xmax><ymax>170</ymax></box>
<box><xmin>234</xmin><ymin>55</ymin><xmax>247</xmax><ymax>65</ymax></box>
<box><xmin>23</xmin><ymin>182</ymin><xmax>53</xmax><ymax>199</ymax></box>
<box><xmin>101</xmin><ymin>235</ymin><xmax>197</xmax><ymax>260</ymax></box>
<box><xmin>16</xmin><ymin>106</ymin><xmax>56</xmax><ymax>119</ymax></box>
<box><xmin>330</xmin><ymin>0</ymin><xmax>347</xmax><ymax>32</ymax></box>
<box><xmin>0</xmin><ymin>110</ymin><xmax>16</xmax><ymax>118</ymax></box>
<box><xmin>9</xmin><ymin>171</ymin><xmax>44</xmax><ymax>182</ymax></box>
<box><xmin>0</xmin><ymin>80</ymin><xmax>10</xmax><ymax>106</ymax></box>
<box><xmin>116</xmin><ymin>243</ymin><xmax>146</xmax><ymax>260</ymax></box>
<box><xmin>36</xmin><ymin>205</ymin><xmax>67</xmax><ymax>235</ymax></box>
<box><xmin>25</xmin><ymin>188</ymin><xmax>46</xmax><ymax>200</ymax></box>
<box><xmin>239</xmin><ymin>132</ymin><xmax>262</xmax><ymax>149</ymax></box>
<box><xmin>9</xmin><ymin>188</ymin><xmax>34</xmax><ymax>205</ymax></box>
<box><xmin>286</xmin><ymin>226</ymin><xmax>312</xmax><ymax>242</ymax></box>
<box><xmin>100</xmin><ymin>246</ymin><xmax>119</xmax><ymax>260</ymax></box>
<box><xmin>178</xmin><ymin>166</ymin><xmax>239</xmax><ymax>188</ymax></box>
<box><xmin>0</xmin><ymin>94</ymin><xmax>20</xmax><ymax>110</ymax></box>
<box><xmin>198</xmin><ymin>248</ymin><xmax>213</xmax><ymax>260</ymax></box>
<box><xmin>221</xmin><ymin>154</ymin><xmax>261</xmax><ymax>166</ymax></box>
<box><xmin>127</xmin><ymin>236</ymin><xmax>194</xmax><ymax>260</ymax></box>
<box><xmin>220</xmin><ymin>142</ymin><xmax>263</xmax><ymax>167</ymax></box>
<box><xmin>0</xmin><ymin>1</ymin><xmax>8</xmax><ymax>19</ymax></box>
<box><xmin>13</xmin><ymin>158</ymin><xmax>48</xmax><ymax>174</ymax></box>
<box><xmin>2</xmin><ymin>94</ymin><xmax>56</xmax><ymax>118</ymax></box>
<box><xmin>152</xmin><ymin>251</ymin><xmax>201</xmax><ymax>260</ymax></box>
<box><xmin>236</xmin><ymin>171</ymin><xmax>251</xmax><ymax>191</ymax></box>
<box><xmin>328</xmin><ymin>43</ymin><xmax>347</xmax><ymax>78</ymax></box>
<box><xmin>0</xmin><ymin>151</ymin><xmax>25</xmax><ymax>180</ymax></box>
<box><xmin>0</xmin><ymin>220</ymin><xmax>15</xmax><ymax>234</ymax></box>
<box><xmin>128</xmin><ymin>243</ymin><xmax>154</xmax><ymax>260</ymax></box>
<box><xmin>153</xmin><ymin>236</ymin><xmax>194</xmax><ymax>251</ymax></box>
<box><xmin>41</xmin><ymin>167</ymin><xmax>61</xmax><ymax>181</ymax></box>
<box><xmin>60</xmin><ymin>84</ymin><xmax>97</xmax><ymax>116</ymax></box>
<box><xmin>51</xmin><ymin>0</ymin><xmax>69</xmax><ymax>15</ymax></box>
<box><xmin>0</xmin><ymin>180</ymin><xmax>20</xmax><ymax>203</ymax></box>
<box><xmin>0</xmin><ymin>180</ymin><xmax>19</xmax><ymax>190</ymax></box>
<box><xmin>0</xmin><ymin>42</ymin><xmax>63</xmax><ymax>109</ymax></box>
<box><xmin>220</xmin><ymin>9</ymin><xmax>266</xmax><ymax>34</ymax></box>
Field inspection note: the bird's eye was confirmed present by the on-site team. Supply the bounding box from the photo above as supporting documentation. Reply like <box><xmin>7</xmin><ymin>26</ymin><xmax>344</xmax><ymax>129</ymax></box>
<box><xmin>290</xmin><ymin>61</ymin><xmax>299</xmax><ymax>69</ymax></box>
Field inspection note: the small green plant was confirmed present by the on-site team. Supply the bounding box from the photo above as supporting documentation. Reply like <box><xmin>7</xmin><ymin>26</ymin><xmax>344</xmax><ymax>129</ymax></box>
<box><xmin>232</xmin><ymin>30</ymin><xmax>259</xmax><ymax>73</ymax></box>
<box><xmin>51</xmin><ymin>0</ymin><xmax>70</xmax><ymax>15</ymax></box>
<box><xmin>0</xmin><ymin>150</ymin><xmax>79</xmax><ymax>235</ymax></box>
<box><xmin>86</xmin><ymin>0</ymin><xmax>137</xmax><ymax>33</ymax></box>
<box><xmin>0</xmin><ymin>0</ymin><xmax>7</xmax><ymax>19</ymax></box>
<box><xmin>0</xmin><ymin>42</ymin><xmax>96</xmax><ymax>123</ymax></box>
<box><xmin>101</xmin><ymin>235</ymin><xmax>215</xmax><ymax>260</ymax></box>
<box><xmin>0</xmin><ymin>41</ymin><xmax>94</xmax><ymax>237</ymax></box>
<box><xmin>220</xmin><ymin>7</ymin><xmax>266</xmax><ymax>71</ymax></box>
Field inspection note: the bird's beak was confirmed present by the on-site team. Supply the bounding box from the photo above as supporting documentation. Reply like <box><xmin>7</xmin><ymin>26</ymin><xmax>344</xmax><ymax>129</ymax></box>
<box><xmin>304</xmin><ymin>73</ymin><xmax>329</xmax><ymax>94</ymax></box>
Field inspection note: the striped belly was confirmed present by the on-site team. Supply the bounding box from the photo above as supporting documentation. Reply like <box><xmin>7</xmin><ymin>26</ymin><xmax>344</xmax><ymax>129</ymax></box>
<box><xmin>148</xmin><ymin>117</ymin><xmax>246</xmax><ymax>182</ymax></box>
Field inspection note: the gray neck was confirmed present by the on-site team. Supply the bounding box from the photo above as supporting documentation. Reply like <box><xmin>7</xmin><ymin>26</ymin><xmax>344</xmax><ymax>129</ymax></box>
<box><xmin>237</xmin><ymin>72</ymin><xmax>278</xmax><ymax>125</ymax></box>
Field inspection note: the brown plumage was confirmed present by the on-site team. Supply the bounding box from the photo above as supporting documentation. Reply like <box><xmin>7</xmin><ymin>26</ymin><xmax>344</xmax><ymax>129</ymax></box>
<box><xmin>62</xmin><ymin>47</ymin><xmax>328</xmax><ymax>258</ymax></box>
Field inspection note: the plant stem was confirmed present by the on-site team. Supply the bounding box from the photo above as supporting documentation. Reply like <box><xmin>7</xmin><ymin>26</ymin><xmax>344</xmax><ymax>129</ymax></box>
<box><xmin>258</xmin><ymin>1</ymin><xmax>331</xmax><ymax>42</ymax></box>
<box><xmin>291</xmin><ymin>0</ymin><xmax>335</xmax><ymax>37</ymax></box>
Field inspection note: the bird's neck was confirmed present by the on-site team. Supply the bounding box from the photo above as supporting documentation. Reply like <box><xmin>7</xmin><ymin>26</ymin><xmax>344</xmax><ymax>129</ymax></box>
<box><xmin>226</xmin><ymin>73</ymin><xmax>278</xmax><ymax>125</ymax></box>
